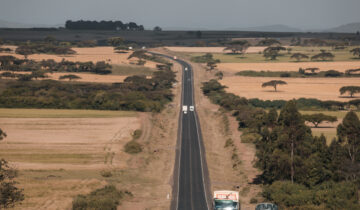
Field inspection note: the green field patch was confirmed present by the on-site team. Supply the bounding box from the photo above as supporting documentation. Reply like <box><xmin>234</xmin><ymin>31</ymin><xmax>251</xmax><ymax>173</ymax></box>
<box><xmin>0</xmin><ymin>108</ymin><xmax>136</xmax><ymax>118</ymax></box>
<box><xmin>189</xmin><ymin>46</ymin><xmax>360</xmax><ymax>63</ymax></box>
<box><xmin>111</xmin><ymin>65</ymin><xmax>156</xmax><ymax>76</ymax></box>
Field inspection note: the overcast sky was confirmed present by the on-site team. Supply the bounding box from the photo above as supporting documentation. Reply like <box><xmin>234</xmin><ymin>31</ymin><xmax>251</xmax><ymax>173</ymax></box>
<box><xmin>0</xmin><ymin>0</ymin><xmax>359</xmax><ymax>30</ymax></box>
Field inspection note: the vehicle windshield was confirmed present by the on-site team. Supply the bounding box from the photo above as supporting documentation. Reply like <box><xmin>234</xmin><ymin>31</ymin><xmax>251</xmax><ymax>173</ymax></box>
<box><xmin>214</xmin><ymin>199</ymin><xmax>238</xmax><ymax>209</ymax></box>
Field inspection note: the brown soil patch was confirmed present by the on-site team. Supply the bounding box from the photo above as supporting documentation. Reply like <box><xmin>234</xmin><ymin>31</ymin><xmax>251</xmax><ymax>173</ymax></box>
<box><xmin>221</xmin><ymin>76</ymin><xmax>360</xmax><ymax>101</ymax></box>
<box><xmin>0</xmin><ymin>46</ymin><xmax>158</xmax><ymax>69</ymax></box>
<box><xmin>218</xmin><ymin>61</ymin><xmax>360</xmax><ymax>73</ymax></box>
<box><xmin>0</xmin><ymin>116</ymin><xmax>140</xmax><ymax>209</ymax></box>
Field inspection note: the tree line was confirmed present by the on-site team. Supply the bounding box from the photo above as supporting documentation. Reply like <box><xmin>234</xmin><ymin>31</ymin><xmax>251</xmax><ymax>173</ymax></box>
<box><xmin>201</xmin><ymin>79</ymin><xmax>360</xmax><ymax>208</ymax></box>
<box><xmin>0</xmin><ymin>56</ymin><xmax>112</xmax><ymax>75</ymax></box>
<box><xmin>0</xmin><ymin>64</ymin><xmax>176</xmax><ymax>112</ymax></box>
<box><xmin>65</xmin><ymin>20</ymin><xmax>144</xmax><ymax>31</ymax></box>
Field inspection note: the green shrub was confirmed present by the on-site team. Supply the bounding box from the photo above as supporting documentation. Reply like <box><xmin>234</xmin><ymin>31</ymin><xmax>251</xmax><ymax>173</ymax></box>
<box><xmin>280</xmin><ymin>72</ymin><xmax>291</xmax><ymax>77</ymax></box>
<box><xmin>124</xmin><ymin>141</ymin><xmax>142</xmax><ymax>154</ymax></box>
<box><xmin>72</xmin><ymin>185</ymin><xmax>130</xmax><ymax>210</ymax></box>
<box><xmin>323</xmin><ymin>70</ymin><xmax>342</xmax><ymax>77</ymax></box>
<box><xmin>241</xmin><ymin>132</ymin><xmax>261</xmax><ymax>143</ymax></box>
<box><xmin>250</xmin><ymin>197</ymin><xmax>258</xmax><ymax>204</ymax></box>
<box><xmin>132</xmin><ymin>129</ymin><xmax>142</xmax><ymax>140</ymax></box>
<box><xmin>100</xmin><ymin>170</ymin><xmax>113</xmax><ymax>178</ymax></box>
<box><xmin>224</xmin><ymin>138</ymin><xmax>234</xmax><ymax>148</ymax></box>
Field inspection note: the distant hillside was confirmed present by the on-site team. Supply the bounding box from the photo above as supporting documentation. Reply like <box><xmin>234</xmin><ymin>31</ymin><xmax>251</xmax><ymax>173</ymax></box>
<box><xmin>226</xmin><ymin>24</ymin><xmax>302</xmax><ymax>32</ymax></box>
<box><xmin>326</xmin><ymin>22</ymin><xmax>360</xmax><ymax>33</ymax></box>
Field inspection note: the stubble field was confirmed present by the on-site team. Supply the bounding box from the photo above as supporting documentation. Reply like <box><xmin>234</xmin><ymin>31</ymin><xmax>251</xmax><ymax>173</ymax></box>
<box><xmin>0</xmin><ymin>109</ymin><xmax>140</xmax><ymax>209</ymax></box>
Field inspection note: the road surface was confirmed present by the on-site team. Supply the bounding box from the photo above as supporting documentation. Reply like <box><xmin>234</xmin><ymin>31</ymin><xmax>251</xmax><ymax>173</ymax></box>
<box><xmin>149</xmin><ymin>53</ymin><xmax>211</xmax><ymax>210</ymax></box>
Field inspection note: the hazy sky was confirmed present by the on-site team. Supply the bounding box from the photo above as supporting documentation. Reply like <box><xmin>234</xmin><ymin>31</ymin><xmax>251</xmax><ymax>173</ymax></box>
<box><xmin>0</xmin><ymin>0</ymin><xmax>359</xmax><ymax>30</ymax></box>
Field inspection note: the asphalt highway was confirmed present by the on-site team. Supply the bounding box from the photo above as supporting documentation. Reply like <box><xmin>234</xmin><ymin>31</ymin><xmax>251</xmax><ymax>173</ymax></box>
<box><xmin>149</xmin><ymin>53</ymin><xmax>211</xmax><ymax>210</ymax></box>
<box><xmin>176</xmin><ymin>59</ymin><xmax>209</xmax><ymax>210</ymax></box>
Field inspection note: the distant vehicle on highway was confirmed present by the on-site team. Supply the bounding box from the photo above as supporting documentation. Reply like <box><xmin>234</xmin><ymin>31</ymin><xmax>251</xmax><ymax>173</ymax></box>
<box><xmin>185</xmin><ymin>67</ymin><xmax>188</xmax><ymax>71</ymax></box>
<box><xmin>182</xmin><ymin>105</ymin><xmax>188</xmax><ymax>114</ymax></box>
<box><xmin>189</xmin><ymin>106</ymin><xmax>194</xmax><ymax>111</ymax></box>
<box><xmin>255</xmin><ymin>203</ymin><xmax>278</xmax><ymax>210</ymax></box>
<box><xmin>213</xmin><ymin>190</ymin><xmax>239</xmax><ymax>210</ymax></box>
<box><xmin>173</xmin><ymin>56</ymin><xmax>177</xmax><ymax>60</ymax></box>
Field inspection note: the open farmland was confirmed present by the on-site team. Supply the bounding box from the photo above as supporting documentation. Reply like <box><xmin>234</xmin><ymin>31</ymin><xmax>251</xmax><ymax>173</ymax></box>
<box><xmin>0</xmin><ymin>71</ymin><xmax>128</xmax><ymax>83</ymax></box>
<box><xmin>0</xmin><ymin>46</ymin><xmax>159</xmax><ymax>69</ymax></box>
<box><xmin>186</xmin><ymin>46</ymin><xmax>360</xmax><ymax>63</ymax></box>
<box><xmin>0</xmin><ymin>109</ymin><xmax>140</xmax><ymax>209</ymax></box>
<box><xmin>218</xmin><ymin>61</ymin><xmax>360</xmax><ymax>73</ymax></box>
<box><xmin>220</xmin><ymin>76</ymin><xmax>360</xmax><ymax>101</ymax></box>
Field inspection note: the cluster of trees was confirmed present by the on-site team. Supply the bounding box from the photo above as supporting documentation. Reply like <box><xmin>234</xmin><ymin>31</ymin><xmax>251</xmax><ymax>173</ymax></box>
<box><xmin>311</xmin><ymin>50</ymin><xmax>335</xmax><ymax>61</ymax></box>
<box><xmin>263</xmin><ymin>46</ymin><xmax>286</xmax><ymax>60</ymax></box>
<box><xmin>235</xmin><ymin>69</ymin><xmax>350</xmax><ymax>78</ymax></box>
<box><xmin>257</xmin><ymin>38</ymin><xmax>281</xmax><ymax>46</ymax></box>
<box><xmin>190</xmin><ymin>53</ymin><xmax>220</xmax><ymax>70</ymax></box>
<box><xmin>256</xmin><ymin>105</ymin><xmax>360</xmax><ymax>209</ymax></box>
<box><xmin>350</xmin><ymin>48</ymin><xmax>360</xmax><ymax>58</ymax></box>
<box><xmin>15</xmin><ymin>44</ymin><xmax>75</xmax><ymax>58</ymax></box>
<box><xmin>0</xmin><ymin>56</ymin><xmax>112</xmax><ymax>75</ymax></box>
<box><xmin>290</xmin><ymin>51</ymin><xmax>335</xmax><ymax>62</ymax></box>
<box><xmin>224</xmin><ymin>40</ymin><xmax>250</xmax><ymax>55</ymax></box>
<box><xmin>0</xmin><ymin>64</ymin><xmax>176</xmax><ymax>112</ymax></box>
<box><xmin>65</xmin><ymin>20</ymin><xmax>144</xmax><ymax>31</ymax></box>
<box><xmin>201</xmin><ymin>80</ymin><xmax>360</xmax><ymax>208</ymax></box>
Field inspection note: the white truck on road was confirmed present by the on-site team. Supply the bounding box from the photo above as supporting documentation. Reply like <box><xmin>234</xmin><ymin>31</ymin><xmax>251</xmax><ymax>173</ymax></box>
<box><xmin>213</xmin><ymin>190</ymin><xmax>239</xmax><ymax>210</ymax></box>
<box><xmin>182</xmin><ymin>105</ymin><xmax>188</xmax><ymax>114</ymax></box>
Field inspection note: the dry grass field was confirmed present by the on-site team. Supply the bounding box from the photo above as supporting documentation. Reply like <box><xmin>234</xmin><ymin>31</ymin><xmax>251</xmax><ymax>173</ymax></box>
<box><xmin>220</xmin><ymin>76</ymin><xmax>360</xmax><ymax>101</ymax></box>
<box><xmin>0</xmin><ymin>46</ymin><xmax>159</xmax><ymax>69</ymax></box>
<box><xmin>218</xmin><ymin>61</ymin><xmax>360</xmax><ymax>73</ymax></box>
<box><xmin>0</xmin><ymin>109</ymin><xmax>140</xmax><ymax>209</ymax></box>
<box><xmin>0</xmin><ymin>70</ymin><xmax>128</xmax><ymax>83</ymax></box>
<box><xmin>183</xmin><ymin>46</ymin><xmax>360</xmax><ymax>63</ymax></box>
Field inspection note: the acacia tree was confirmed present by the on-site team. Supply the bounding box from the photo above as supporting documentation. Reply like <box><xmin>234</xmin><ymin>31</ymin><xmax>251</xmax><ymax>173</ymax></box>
<box><xmin>350</xmin><ymin>48</ymin><xmax>360</xmax><ymax>58</ymax></box>
<box><xmin>15</xmin><ymin>46</ymin><xmax>34</xmax><ymax>59</ymax></box>
<box><xmin>59</xmin><ymin>74</ymin><xmax>81</xmax><ymax>81</ymax></box>
<box><xmin>262</xmin><ymin>80</ymin><xmax>287</xmax><ymax>92</ymax></box>
<box><xmin>303</xmin><ymin>113</ymin><xmax>337</xmax><ymax>128</ymax></box>
<box><xmin>339</xmin><ymin>86</ymin><xmax>360</xmax><ymax>98</ymax></box>
<box><xmin>107</xmin><ymin>37</ymin><xmax>124</xmax><ymax>47</ymax></box>
<box><xmin>206</xmin><ymin>61</ymin><xmax>218</xmax><ymax>71</ymax></box>
<box><xmin>257</xmin><ymin>38</ymin><xmax>281</xmax><ymax>46</ymax></box>
<box><xmin>290</xmin><ymin>53</ymin><xmax>309</xmax><ymax>62</ymax></box>
<box><xmin>215</xmin><ymin>71</ymin><xmax>223</xmax><ymax>80</ymax></box>
<box><xmin>337</xmin><ymin>111</ymin><xmax>360</xmax><ymax>180</ymax></box>
<box><xmin>263</xmin><ymin>46</ymin><xmax>286</xmax><ymax>60</ymax></box>
<box><xmin>311</xmin><ymin>50</ymin><xmax>335</xmax><ymax>61</ymax></box>
<box><xmin>305</xmin><ymin>67</ymin><xmax>320</xmax><ymax>74</ymax></box>
<box><xmin>224</xmin><ymin>40</ymin><xmax>250</xmax><ymax>55</ymax></box>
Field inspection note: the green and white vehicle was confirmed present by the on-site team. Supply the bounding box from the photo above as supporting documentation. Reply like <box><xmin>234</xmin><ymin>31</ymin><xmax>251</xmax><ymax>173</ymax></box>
<box><xmin>213</xmin><ymin>190</ymin><xmax>239</xmax><ymax>210</ymax></box>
